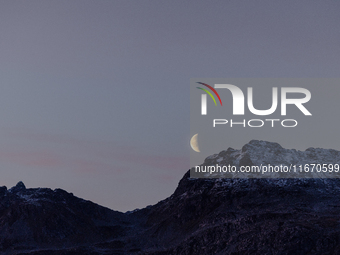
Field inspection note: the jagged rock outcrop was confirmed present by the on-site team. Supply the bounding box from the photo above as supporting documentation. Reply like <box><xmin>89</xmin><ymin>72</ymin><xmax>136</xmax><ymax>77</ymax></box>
<box><xmin>192</xmin><ymin>140</ymin><xmax>340</xmax><ymax>178</ymax></box>
<box><xmin>0</xmin><ymin>182</ymin><xmax>130</xmax><ymax>254</ymax></box>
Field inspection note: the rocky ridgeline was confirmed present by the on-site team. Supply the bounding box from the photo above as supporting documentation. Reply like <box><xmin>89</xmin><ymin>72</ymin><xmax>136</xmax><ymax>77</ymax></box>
<box><xmin>192</xmin><ymin>140</ymin><xmax>340</xmax><ymax>178</ymax></box>
<box><xmin>2</xmin><ymin>140</ymin><xmax>340</xmax><ymax>254</ymax></box>
<box><xmin>0</xmin><ymin>181</ymin><xmax>130</xmax><ymax>255</ymax></box>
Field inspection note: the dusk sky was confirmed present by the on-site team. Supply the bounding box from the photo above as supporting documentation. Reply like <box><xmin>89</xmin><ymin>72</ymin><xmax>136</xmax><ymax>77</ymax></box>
<box><xmin>1</xmin><ymin>0</ymin><xmax>340</xmax><ymax>212</ymax></box>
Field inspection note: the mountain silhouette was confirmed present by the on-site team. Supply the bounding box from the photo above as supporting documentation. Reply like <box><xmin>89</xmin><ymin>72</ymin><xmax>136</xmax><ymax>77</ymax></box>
<box><xmin>2</xmin><ymin>140</ymin><xmax>340</xmax><ymax>254</ymax></box>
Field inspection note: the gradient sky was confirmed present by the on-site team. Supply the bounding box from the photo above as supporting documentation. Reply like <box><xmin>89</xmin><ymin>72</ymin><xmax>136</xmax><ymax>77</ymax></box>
<box><xmin>1</xmin><ymin>0</ymin><xmax>339</xmax><ymax>212</ymax></box>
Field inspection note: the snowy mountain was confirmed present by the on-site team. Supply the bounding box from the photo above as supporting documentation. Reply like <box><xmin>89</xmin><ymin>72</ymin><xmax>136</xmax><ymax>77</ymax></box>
<box><xmin>2</xmin><ymin>140</ymin><xmax>340</xmax><ymax>254</ymax></box>
<box><xmin>193</xmin><ymin>140</ymin><xmax>340</xmax><ymax>178</ymax></box>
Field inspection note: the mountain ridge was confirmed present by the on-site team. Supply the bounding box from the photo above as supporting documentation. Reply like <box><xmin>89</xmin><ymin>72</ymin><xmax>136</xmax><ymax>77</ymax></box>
<box><xmin>193</xmin><ymin>139</ymin><xmax>340</xmax><ymax>178</ymax></box>
<box><xmin>2</xmin><ymin>140</ymin><xmax>340</xmax><ymax>254</ymax></box>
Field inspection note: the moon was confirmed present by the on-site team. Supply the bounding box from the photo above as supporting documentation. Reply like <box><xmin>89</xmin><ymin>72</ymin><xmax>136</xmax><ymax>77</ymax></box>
<box><xmin>190</xmin><ymin>133</ymin><xmax>200</xmax><ymax>152</ymax></box>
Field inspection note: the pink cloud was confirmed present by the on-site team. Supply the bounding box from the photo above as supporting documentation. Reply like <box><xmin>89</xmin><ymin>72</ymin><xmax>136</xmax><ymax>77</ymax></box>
<box><xmin>2</xmin><ymin>129</ymin><xmax>188</xmax><ymax>174</ymax></box>
<box><xmin>0</xmin><ymin>150</ymin><xmax>63</xmax><ymax>168</ymax></box>
<box><xmin>72</xmin><ymin>158</ymin><xmax>130</xmax><ymax>175</ymax></box>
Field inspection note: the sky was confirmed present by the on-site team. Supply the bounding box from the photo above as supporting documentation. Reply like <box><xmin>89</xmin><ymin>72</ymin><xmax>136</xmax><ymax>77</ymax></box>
<box><xmin>0</xmin><ymin>0</ymin><xmax>339</xmax><ymax>212</ymax></box>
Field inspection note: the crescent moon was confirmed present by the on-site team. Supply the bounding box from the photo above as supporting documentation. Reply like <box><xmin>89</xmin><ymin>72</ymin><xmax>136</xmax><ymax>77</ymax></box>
<box><xmin>190</xmin><ymin>133</ymin><xmax>200</xmax><ymax>152</ymax></box>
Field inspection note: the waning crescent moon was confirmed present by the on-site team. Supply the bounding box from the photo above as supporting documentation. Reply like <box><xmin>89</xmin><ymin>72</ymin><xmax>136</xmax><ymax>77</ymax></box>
<box><xmin>190</xmin><ymin>133</ymin><xmax>200</xmax><ymax>152</ymax></box>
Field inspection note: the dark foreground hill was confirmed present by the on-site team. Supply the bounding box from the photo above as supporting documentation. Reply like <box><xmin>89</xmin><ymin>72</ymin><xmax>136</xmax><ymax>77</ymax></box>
<box><xmin>2</xmin><ymin>140</ymin><xmax>340</xmax><ymax>254</ymax></box>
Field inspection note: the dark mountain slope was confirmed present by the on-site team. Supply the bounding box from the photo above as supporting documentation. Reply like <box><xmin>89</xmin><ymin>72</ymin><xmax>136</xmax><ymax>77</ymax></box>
<box><xmin>3</xmin><ymin>140</ymin><xmax>340</xmax><ymax>254</ymax></box>
<box><xmin>0</xmin><ymin>182</ymin><xmax>131</xmax><ymax>254</ymax></box>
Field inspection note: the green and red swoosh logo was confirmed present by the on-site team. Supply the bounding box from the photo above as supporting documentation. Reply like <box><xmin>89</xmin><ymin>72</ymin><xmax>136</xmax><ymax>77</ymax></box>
<box><xmin>196</xmin><ymin>82</ymin><xmax>222</xmax><ymax>106</ymax></box>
